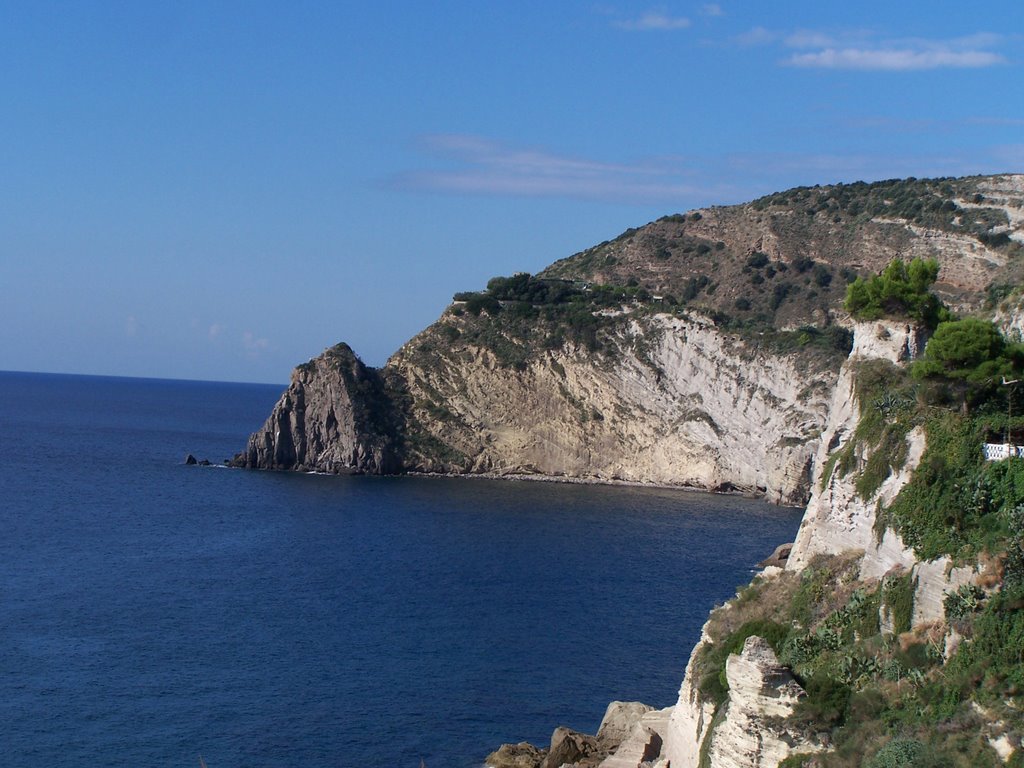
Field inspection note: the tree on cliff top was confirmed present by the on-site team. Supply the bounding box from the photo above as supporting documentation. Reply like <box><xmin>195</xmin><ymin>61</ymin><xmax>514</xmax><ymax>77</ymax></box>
<box><xmin>912</xmin><ymin>317</ymin><xmax>1024</xmax><ymax>386</ymax></box>
<box><xmin>844</xmin><ymin>258</ymin><xmax>949</xmax><ymax>328</ymax></box>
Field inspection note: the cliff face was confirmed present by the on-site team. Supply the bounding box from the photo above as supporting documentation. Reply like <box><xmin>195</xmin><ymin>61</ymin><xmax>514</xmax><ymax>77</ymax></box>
<box><xmin>656</xmin><ymin>319</ymin><xmax>1008</xmax><ymax>768</ymax></box>
<box><xmin>238</xmin><ymin>174</ymin><xmax>1024</xmax><ymax>501</ymax></box>
<box><xmin>389</xmin><ymin>312</ymin><xmax>834</xmax><ymax>504</ymax></box>
<box><xmin>237</xmin><ymin>311</ymin><xmax>834</xmax><ymax>503</ymax></box>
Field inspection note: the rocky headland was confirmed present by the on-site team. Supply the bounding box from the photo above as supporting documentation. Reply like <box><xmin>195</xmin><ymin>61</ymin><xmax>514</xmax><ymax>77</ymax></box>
<box><xmin>233</xmin><ymin>174</ymin><xmax>1024</xmax><ymax>767</ymax></box>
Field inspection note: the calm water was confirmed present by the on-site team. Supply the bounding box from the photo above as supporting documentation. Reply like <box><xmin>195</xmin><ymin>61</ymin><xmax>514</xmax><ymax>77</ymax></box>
<box><xmin>0</xmin><ymin>371</ymin><xmax>802</xmax><ymax>767</ymax></box>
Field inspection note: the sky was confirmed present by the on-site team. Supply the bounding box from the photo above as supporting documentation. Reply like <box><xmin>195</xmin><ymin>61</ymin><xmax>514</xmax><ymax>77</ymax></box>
<box><xmin>2</xmin><ymin>1</ymin><xmax>1022</xmax><ymax>384</ymax></box>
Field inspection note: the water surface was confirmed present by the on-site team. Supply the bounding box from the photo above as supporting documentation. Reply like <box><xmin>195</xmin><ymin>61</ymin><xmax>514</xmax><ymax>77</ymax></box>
<box><xmin>0</xmin><ymin>371</ymin><xmax>802</xmax><ymax>767</ymax></box>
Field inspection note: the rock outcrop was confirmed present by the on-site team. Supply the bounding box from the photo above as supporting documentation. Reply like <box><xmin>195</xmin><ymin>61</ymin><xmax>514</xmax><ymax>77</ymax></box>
<box><xmin>230</xmin><ymin>343</ymin><xmax>402</xmax><ymax>474</ymax></box>
<box><xmin>703</xmin><ymin>637</ymin><xmax>819</xmax><ymax>768</ymax></box>
<box><xmin>237</xmin><ymin>312</ymin><xmax>836</xmax><ymax>503</ymax></box>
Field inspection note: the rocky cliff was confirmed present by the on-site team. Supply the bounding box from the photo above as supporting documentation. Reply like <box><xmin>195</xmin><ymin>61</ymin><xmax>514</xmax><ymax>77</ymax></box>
<box><xmin>231</xmin><ymin>342</ymin><xmax>403</xmax><ymax>474</ymax></box>
<box><xmin>235</xmin><ymin>174</ymin><xmax>1024</xmax><ymax>505</ymax></box>
<box><xmin>388</xmin><ymin>311</ymin><xmax>835</xmax><ymax>504</ymax></box>
<box><xmin>233</xmin><ymin>175</ymin><xmax>1024</xmax><ymax>767</ymax></box>
<box><xmin>651</xmin><ymin>316</ymin><xmax>1023</xmax><ymax>768</ymax></box>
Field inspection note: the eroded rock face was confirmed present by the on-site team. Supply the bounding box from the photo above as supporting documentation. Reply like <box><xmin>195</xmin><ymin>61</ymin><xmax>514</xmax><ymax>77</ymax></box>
<box><xmin>389</xmin><ymin>312</ymin><xmax>835</xmax><ymax>504</ymax></box>
<box><xmin>705</xmin><ymin>637</ymin><xmax>817</xmax><ymax>768</ymax></box>
<box><xmin>787</xmin><ymin>321</ymin><xmax>929</xmax><ymax>575</ymax></box>
<box><xmin>663</xmin><ymin>635</ymin><xmax>818</xmax><ymax>768</ymax></box>
<box><xmin>786</xmin><ymin>320</ymin><xmax>983</xmax><ymax>625</ymax></box>
<box><xmin>231</xmin><ymin>343</ymin><xmax>402</xmax><ymax>474</ymax></box>
<box><xmin>598</xmin><ymin>706</ymin><xmax>672</xmax><ymax>768</ymax></box>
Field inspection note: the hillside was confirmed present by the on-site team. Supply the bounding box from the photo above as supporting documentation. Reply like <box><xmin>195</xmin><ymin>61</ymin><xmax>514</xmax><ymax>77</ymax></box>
<box><xmin>232</xmin><ymin>173</ymin><xmax>1024</xmax><ymax>768</ymax></box>
<box><xmin>233</xmin><ymin>173</ymin><xmax>1024</xmax><ymax>503</ymax></box>
<box><xmin>542</xmin><ymin>174</ymin><xmax>1024</xmax><ymax>327</ymax></box>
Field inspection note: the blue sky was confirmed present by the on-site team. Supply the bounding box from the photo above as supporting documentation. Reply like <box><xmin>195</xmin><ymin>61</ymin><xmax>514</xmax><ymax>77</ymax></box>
<box><xmin>2</xmin><ymin>1</ymin><xmax>1022</xmax><ymax>384</ymax></box>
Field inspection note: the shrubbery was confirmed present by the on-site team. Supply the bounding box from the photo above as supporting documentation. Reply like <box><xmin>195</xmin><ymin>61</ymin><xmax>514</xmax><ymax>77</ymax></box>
<box><xmin>912</xmin><ymin>318</ymin><xmax>1024</xmax><ymax>391</ymax></box>
<box><xmin>844</xmin><ymin>258</ymin><xmax>949</xmax><ymax>327</ymax></box>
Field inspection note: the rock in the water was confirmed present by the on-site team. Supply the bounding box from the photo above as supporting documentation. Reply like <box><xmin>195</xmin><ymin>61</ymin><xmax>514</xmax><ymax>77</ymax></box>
<box><xmin>229</xmin><ymin>342</ymin><xmax>403</xmax><ymax>475</ymax></box>
<box><xmin>757</xmin><ymin>542</ymin><xmax>793</xmax><ymax>569</ymax></box>
<box><xmin>541</xmin><ymin>727</ymin><xmax>599</xmax><ymax>768</ymax></box>
<box><xmin>485</xmin><ymin>741</ymin><xmax>546</xmax><ymax>768</ymax></box>
<box><xmin>184</xmin><ymin>454</ymin><xmax>198</xmax><ymax>465</ymax></box>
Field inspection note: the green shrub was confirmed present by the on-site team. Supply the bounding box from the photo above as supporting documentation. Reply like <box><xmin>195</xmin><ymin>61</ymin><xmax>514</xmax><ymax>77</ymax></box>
<box><xmin>864</xmin><ymin>738</ymin><xmax>925</xmax><ymax>768</ymax></box>
<box><xmin>943</xmin><ymin>584</ymin><xmax>986</xmax><ymax>621</ymax></box>
<box><xmin>792</xmin><ymin>673</ymin><xmax>851</xmax><ymax>727</ymax></box>
<box><xmin>844</xmin><ymin>258</ymin><xmax>948</xmax><ymax>328</ymax></box>
<box><xmin>882</xmin><ymin>573</ymin><xmax>915</xmax><ymax>634</ymax></box>
<box><xmin>912</xmin><ymin>318</ymin><xmax>1023</xmax><ymax>393</ymax></box>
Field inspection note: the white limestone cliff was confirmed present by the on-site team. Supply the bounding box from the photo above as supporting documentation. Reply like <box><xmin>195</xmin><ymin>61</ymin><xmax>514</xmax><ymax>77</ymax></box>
<box><xmin>705</xmin><ymin>637</ymin><xmax>819</xmax><ymax>768</ymax></box>
<box><xmin>655</xmin><ymin>320</ymin><xmax>987</xmax><ymax>768</ymax></box>
<box><xmin>391</xmin><ymin>312</ymin><xmax>836</xmax><ymax>505</ymax></box>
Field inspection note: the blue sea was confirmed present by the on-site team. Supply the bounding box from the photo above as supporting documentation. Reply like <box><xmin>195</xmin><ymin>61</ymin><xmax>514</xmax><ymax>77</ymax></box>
<box><xmin>0</xmin><ymin>371</ymin><xmax>802</xmax><ymax>767</ymax></box>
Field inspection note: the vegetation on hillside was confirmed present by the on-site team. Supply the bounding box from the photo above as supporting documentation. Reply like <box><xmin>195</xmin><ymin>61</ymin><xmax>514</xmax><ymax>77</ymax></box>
<box><xmin>825</xmin><ymin>301</ymin><xmax>1024</xmax><ymax>562</ymax></box>
<box><xmin>539</xmin><ymin>176</ymin><xmax>1024</xmax><ymax>337</ymax></box>
<box><xmin>691</xmin><ymin>259</ymin><xmax>1024</xmax><ymax>766</ymax></box>
<box><xmin>419</xmin><ymin>271</ymin><xmax>851</xmax><ymax>371</ymax></box>
<box><xmin>696</xmin><ymin>541</ymin><xmax>1024</xmax><ymax>768</ymax></box>
<box><xmin>843</xmin><ymin>258</ymin><xmax>950</xmax><ymax>328</ymax></box>
<box><xmin>751</xmin><ymin>176</ymin><xmax>1020</xmax><ymax>254</ymax></box>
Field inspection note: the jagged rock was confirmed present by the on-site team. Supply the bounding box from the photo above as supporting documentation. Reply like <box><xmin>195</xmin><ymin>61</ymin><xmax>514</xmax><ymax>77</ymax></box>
<box><xmin>599</xmin><ymin>707</ymin><xmax>672</xmax><ymax>768</ymax></box>
<box><xmin>595</xmin><ymin>702</ymin><xmax>653</xmax><ymax>747</ymax></box>
<box><xmin>184</xmin><ymin>453</ymin><xmax>197</xmax><ymax>465</ymax></box>
<box><xmin>230</xmin><ymin>343</ymin><xmax>402</xmax><ymax>474</ymax></box>
<box><xmin>757</xmin><ymin>542</ymin><xmax>793</xmax><ymax>569</ymax></box>
<box><xmin>705</xmin><ymin>637</ymin><xmax>819</xmax><ymax>768</ymax></box>
<box><xmin>541</xmin><ymin>727</ymin><xmax>599</xmax><ymax>768</ymax></box>
<box><xmin>485</xmin><ymin>741</ymin><xmax>547</xmax><ymax>768</ymax></box>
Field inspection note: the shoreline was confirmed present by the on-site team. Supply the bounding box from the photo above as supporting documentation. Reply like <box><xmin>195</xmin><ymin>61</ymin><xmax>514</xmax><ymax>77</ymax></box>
<box><xmin>213</xmin><ymin>458</ymin><xmax>804</xmax><ymax>508</ymax></box>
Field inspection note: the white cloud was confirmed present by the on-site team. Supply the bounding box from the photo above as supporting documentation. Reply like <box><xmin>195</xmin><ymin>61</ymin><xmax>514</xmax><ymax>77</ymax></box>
<box><xmin>786</xmin><ymin>46</ymin><xmax>1005</xmax><ymax>71</ymax></box>
<box><xmin>991</xmin><ymin>144</ymin><xmax>1024</xmax><ymax>168</ymax></box>
<box><xmin>700</xmin><ymin>3</ymin><xmax>724</xmax><ymax>17</ymax></box>
<box><xmin>242</xmin><ymin>331</ymin><xmax>270</xmax><ymax>358</ymax></box>
<box><xmin>784</xmin><ymin>29</ymin><xmax>839</xmax><ymax>49</ymax></box>
<box><xmin>775</xmin><ymin>29</ymin><xmax>1006</xmax><ymax>71</ymax></box>
<box><xmin>394</xmin><ymin>134</ymin><xmax>1019</xmax><ymax>208</ymax></box>
<box><xmin>734</xmin><ymin>26</ymin><xmax>776</xmax><ymax>46</ymax></box>
<box><xmin>614</xmin><ymin>10</ymin><xmax>691</xmax><ymax>31</ymax></box>
<box><xmin>393</xmin><ymin>135</ymin><xmax>729</xmax><ymax>205</ymax></box>
<box><xmin>729</xmin><ymin>26</ymin><xmax>1007</xmax><ymax>71</ymax></box>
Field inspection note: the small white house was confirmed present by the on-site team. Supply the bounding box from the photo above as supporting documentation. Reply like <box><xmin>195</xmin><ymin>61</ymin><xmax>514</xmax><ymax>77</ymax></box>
<box><xmin>983</xmin><ymin>443</ymin><xmax>1024</xmax><ymax>461</ymax></box>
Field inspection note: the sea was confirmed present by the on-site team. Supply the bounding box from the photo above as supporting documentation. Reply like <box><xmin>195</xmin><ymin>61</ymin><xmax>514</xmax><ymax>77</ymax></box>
<box><xmin>0</xmin><ymin>370</ymin><xmax>803</xmax><ymax>768</ymax></box>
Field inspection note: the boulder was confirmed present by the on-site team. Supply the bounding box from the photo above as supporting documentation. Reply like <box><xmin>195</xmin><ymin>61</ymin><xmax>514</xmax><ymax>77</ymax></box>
<box><xmin>541</xmin><ymin>727</ymin><xmax>599</xmax><ymax>768</ymax></box>
<box><xmin>757</xmin><ymin>542</ymin><xmax>793</xmax><ymax>569</ymax></box>
<box><xmin>485</xmin><ymin>742</ymin><xmax>546</xmax><ymax>768</ymax></box>
<box><xmin>595</xmin><ymin>702</ymin><xmax>652</xmax><ymax>747</ymax></box>
<box><xmin>599</xmin><ymin>707</ymin><xmax>672</xmax><ymax>768</ymax></box>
